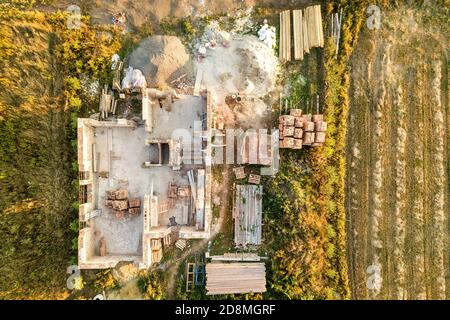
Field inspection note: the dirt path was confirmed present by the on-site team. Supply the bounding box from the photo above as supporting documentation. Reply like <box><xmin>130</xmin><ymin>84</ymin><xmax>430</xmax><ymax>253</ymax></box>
<box><xmin>165</xmin><ymin>165</ymin><xmax>231</xmax><ymax>298</ymax></box>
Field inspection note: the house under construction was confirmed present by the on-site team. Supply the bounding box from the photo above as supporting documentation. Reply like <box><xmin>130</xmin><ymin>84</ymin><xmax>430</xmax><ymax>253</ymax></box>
<box><xmin>77</xmin><ymin>90</ymin><xmax>213</xmax><ymax>269</ymax></box>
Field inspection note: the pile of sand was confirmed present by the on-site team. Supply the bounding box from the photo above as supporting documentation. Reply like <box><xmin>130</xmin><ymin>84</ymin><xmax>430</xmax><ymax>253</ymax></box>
<box><xmin>196</xmin><ymin>25</ymin><xmax>280</xmax><ymax>104</ymax></box>
<box><xmin>128</xmin><ymin>36</ymin><xmax>194</xmax><ymax>88</ymax></box>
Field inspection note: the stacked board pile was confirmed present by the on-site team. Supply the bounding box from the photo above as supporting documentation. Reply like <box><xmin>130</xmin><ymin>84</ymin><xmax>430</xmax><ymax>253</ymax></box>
<box><xmin>99</xmin><ymin>85</ymin><xmax>118</xmax><ymax>119</ymax></box>
<box><xmin>279</xmin><ymin>109</ymin><xmax>327</xmax><ymax>149</ymax></box>
<box><xmin>205</xmin><ymin>262</ymin><xmax>266</xmax><ymax>295</ymax></box>
<box><xmin>279</xmin><ymin>5</ymin><xmax>324</xmax><ymax>62</ymax></box>
<box><xmin>279</xmin><ymin>10</ymin><xmax>291</xmax><ymax>62</ymax></box>
<box><xmin>105</xmin><ymin>189</ymin><xmax>141</xmax><ymax>218</ymax></box>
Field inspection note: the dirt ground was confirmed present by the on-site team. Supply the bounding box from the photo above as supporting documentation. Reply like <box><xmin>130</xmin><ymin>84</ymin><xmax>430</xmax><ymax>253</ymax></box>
<box><xmin>52</xmin><ymin>0</ymin><xmax>310</xmax><ymax>28</ymax></box>
<box><xmin>346</xmin><ymin>5</ymin><xmax>449</xmax><ymax>299</ymax></box>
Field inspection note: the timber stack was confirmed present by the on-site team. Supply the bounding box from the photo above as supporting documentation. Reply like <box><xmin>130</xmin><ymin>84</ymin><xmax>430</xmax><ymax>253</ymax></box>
<box><xmin>279</xmin><ymin>5</ymin><xmax>324</xmax><ymax>62</ymax></box>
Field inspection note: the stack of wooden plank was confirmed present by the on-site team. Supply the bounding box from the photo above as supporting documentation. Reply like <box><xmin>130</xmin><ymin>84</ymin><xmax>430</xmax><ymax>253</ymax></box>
<box><xmin>282</xmin><ymin>5</ymin><xmax>324</xmax><ymax>62</ymax></box>
<box><xmin>279</xmin><ymin>10</ymin><xmax>291</xmax><ymax>62</ymax></box>
<box><xmin>176</xmin><ymin>239</ymin><xmax>187</xmax><ymax>251</ymax></box>
<box><xmin>293</xmin><ymin>10</ymin><xmax>304</xmax><ymax>60</ymax></box>
<box><xmin>151</xmin><ymin>239</ymin><xmax>163</xmax><ymax>263</ymax></box>
<box><xmin>233</xmin><ymin>185</ymin><xmax>263</xmax><ymax>247</ymax></box>
<box><xmin>279</xmin><ymin>109</ymin><xmax>327</xmax><ymax>148</ymax></box>
<box><xmin>206</xmin><ymin>262</ymin><xmax>266</xmax><ymax>295</ymax></box>
<box><xmin>99</xmin><ymin>85</ymin><xmax>118</xmax><ymax>119</ymax></box>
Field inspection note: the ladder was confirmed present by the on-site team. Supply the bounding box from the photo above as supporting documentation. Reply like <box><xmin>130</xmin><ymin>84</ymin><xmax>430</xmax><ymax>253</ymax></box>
<box><xmin>186</xmin><ymin>263</ymin><xmax>195</xmax><ymax>292</ymax></box>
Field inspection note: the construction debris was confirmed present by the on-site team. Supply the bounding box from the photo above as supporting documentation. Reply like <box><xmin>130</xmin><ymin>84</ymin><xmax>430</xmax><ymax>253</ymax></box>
<box><xmin>205</xmin><ymin>262</ymin><xmax>266</xmax><ymax>295</ymax></box>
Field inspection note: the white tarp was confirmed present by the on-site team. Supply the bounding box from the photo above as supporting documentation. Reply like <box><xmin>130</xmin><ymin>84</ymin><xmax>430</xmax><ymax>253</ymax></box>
<box><xmin>121</xmin><ymin>66</ymin><xmax>147</xmax><ymax>89</ymax></box>
<box><xmin>111</xmin><ymin>53</ymin><xmax>120</xmax><ymax>70</ymax></box>
<box><xmin>257</xmin><ymin>21</ymin><xmax>276</xmax><ymax>49</ymax></box>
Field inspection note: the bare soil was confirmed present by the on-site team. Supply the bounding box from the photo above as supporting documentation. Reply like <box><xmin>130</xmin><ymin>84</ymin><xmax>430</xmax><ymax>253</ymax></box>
<box><xmin>346</xmin><ymin>5</ymin><xmax>449</xmax><ymax>299</ymax></box>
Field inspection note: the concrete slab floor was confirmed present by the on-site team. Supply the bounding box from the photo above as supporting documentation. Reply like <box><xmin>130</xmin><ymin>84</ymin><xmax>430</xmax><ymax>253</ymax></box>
<box><xmin>89</xmin><ymin>95</ymin><xmax>207</xmax><ymax>255</ymax></box>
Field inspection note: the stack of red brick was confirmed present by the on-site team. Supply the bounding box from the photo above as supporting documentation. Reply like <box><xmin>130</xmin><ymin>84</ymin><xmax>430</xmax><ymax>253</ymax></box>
<box><xmin>105</xmin><ymin>189</ymin><xmax>141</xmax><ymax>218</ymax></box>
<box><xmin>279</xmin><ymin>109</ymin><xmax>327</xmax><ymax>149</ymax></box>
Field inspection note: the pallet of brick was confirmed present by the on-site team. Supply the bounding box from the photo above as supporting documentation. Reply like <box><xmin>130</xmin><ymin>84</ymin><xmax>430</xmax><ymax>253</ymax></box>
<box><xmin>303</xmin><ymin>132</ymin><xmax>315</xmax><ymax>145</ymax></box>
<box><xmin>294</xmin><ymin>116</ymin><xmax>304</xmax><ymax>128</ymax></box>
<box><xmin>115</xmin><ymin>189</ymin><xmax>129</xmax><ymax>200</ymax></box>
<box><xmin>283</xmin><ymin>125</ymin><xmax>295</xmax><ymax>137</ymax></box>
<box><xmin>315</xmin><ymin>132</ymin><xmax>326</xmax><ymax>143</ymax></box>
<box><xmin>105</xmin><ymin>200</ymin><xmax>114</xmax><ymax>208</ymax></box>
<box><xmin>289</xmin><ymin>108</ymin><xmax>303</xmax><ymax>117</ymax></box>
<box><xmin>279</xmin><ymin>115</ymin><xmax>295</xmax><ymax>126</ymax></box>
<box><xmin>115</xmin><ymin>210</ymin><xmax>125</xmax><ymax>219</ymax></box>
<box><xmin>294</xmin><ymin>128</ymin><xmax>303</xmax><ymax>139</ymax></box>
<box><xmin>113</xmin><ymin>200</ymin><xmax>128</xmax><ymax>211</ymax></box>
<box><xmin>278</xmin><ymin>124</ymin><xmax>284</xmax><ymax>138</ymax></box>
<box><xmin>129</xmin><ymin>198</ymin><xmax>141</xmax><ymax>208</ymax></box>
<box><xmin>129</xmin><ymin>207</ymin><xmax>141</xmax><ymax>215</ymax></box>
<box><xmin>177</xmin><ymin>186</ymin><xmax>190</xmax><ymax>197</ymax></box>
<box><xmin>233</xmin><ymin>167</ymin><xmax>246</xmax><ymax>180</ymax></box>
<box><xmin>293</xmin><ymin>139</ymin><xmax>303</xmax><ymax>149</ymax></box>
<box><xmin>315</xmin><ymin>121</ymin><xmax>327</xmax><ymax>132</ymax></box>
<box><xmin>312</xmin><ymin>114</ymin><xmax>323</xmax><ymax>122</ymax></box>
<box><xmin>106</xmin><ymin>190</ymin><xmax>116</xmax><ymax>200</ymax></box>
<box><xmin>280</xmin><ymin>137</ymin><xmax>295</xmax><ymax>148</ymax></box>
<box><xmin>248</xmin><ymin>174</ymin><xmax>261</xmax><ymax>185</ymax></box>
<box><xmin>304</xmin><ymin>121</ymin><xmax>315</xmax><ymax>132</ymax></box>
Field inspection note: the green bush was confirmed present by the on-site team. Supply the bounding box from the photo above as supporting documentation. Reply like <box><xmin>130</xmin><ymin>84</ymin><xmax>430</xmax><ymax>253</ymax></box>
<box><xmin>138</xmin><ymin>270</ymin><xmax>166</xmax><ymax>300</ymax></box>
